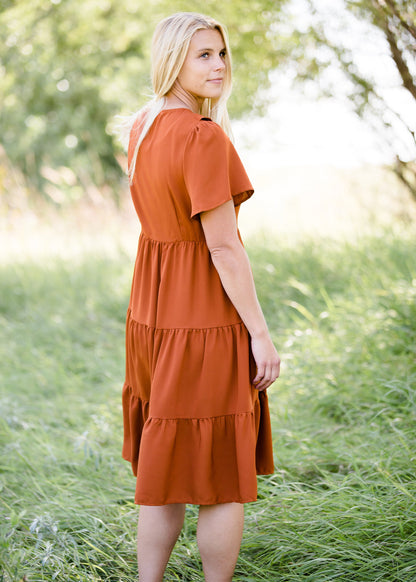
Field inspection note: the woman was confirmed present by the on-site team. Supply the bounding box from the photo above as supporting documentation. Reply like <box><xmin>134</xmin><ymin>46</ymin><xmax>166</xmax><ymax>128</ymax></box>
<box><xmin>121</xmin><ymin>12</ymin><xmax>281</xmax><ymax>582</ymax></box>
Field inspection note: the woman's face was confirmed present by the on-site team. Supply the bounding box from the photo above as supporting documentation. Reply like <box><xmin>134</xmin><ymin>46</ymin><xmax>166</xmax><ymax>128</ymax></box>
<box><xmin>177</xmin><ymin>28</ymin><xmax>227</xmax><ymax>101</ymax></box>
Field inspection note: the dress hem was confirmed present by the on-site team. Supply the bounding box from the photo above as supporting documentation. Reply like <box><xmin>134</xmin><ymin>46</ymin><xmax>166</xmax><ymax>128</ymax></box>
<box><xmin>134</xmin><ymin>496</ymin><xmax>260</xmax><ymax>506</ymax></box>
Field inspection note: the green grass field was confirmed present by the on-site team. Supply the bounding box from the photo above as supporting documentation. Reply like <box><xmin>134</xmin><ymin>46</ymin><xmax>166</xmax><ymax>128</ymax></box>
<box><xmin>1</xmin><ymin>223</ymin><xmax>416</xmax><ymax>581</ymax></box>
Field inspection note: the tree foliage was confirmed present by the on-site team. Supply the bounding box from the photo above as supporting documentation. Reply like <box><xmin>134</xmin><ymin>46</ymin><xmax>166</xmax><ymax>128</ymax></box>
<box><xmin>2</xmin><ymin>0</ymin><xmax>415</xmax><ymax>206</ymax></box>
<box><xmin>0</xmin><ymin>0</ymin><xmax>290</xmax><ymax>204</ymax></box>
<box><xmin>291</xmin><ymin>0</ymin><xmax>416</xmax><ymax>199</ymax></box>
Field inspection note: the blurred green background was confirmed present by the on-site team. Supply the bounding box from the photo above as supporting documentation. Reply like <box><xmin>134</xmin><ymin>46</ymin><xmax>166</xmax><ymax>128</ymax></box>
<box><xmin>0</xmin><ymin>0</ymin><xmax>293</xmax><ymax>205</ymax></box>
<box><xmin>1</xmin><ymin>0</ymin><xmax>415</xmax><ymax>208</ymax></box>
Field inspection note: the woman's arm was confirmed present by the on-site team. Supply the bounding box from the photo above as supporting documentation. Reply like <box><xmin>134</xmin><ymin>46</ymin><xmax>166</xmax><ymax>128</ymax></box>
<box><xmin>200</xmin><ymin>200</ymin><xmax>280</xmax><ymax>390</ymax></box>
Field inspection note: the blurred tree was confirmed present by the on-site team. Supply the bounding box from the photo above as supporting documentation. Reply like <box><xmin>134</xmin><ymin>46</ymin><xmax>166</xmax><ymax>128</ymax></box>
<box><xmin>0</xmin><ymin>0</ymin><xmax>290</xmax><ymax>205</ymax></box>
<box><xmin>290</xmin><ymin>0</ymin><xmax>416</xmax><ymax>200</ymax></box>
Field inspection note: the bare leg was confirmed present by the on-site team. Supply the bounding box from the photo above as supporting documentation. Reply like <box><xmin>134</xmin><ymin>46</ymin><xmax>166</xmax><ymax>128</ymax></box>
<box><xmin>197</xmin><ymin>503</ymin><xmax>244</xmax><ymax>582</ymax></box>
<box><xmin>137</xmin><ymin>504</ymin><xmax>186</xmax><ymax>582</ymax></box>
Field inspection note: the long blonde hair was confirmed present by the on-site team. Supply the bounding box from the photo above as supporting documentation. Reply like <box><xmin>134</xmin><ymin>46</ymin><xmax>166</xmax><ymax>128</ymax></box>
<box><xmin>125</xmin><ymin>12</ymin><xmax>233</xmax><ymax>183</ymax></box>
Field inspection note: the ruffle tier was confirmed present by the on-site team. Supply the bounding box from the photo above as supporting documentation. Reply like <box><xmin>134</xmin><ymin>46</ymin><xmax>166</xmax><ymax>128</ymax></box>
<box><xmin>129</xmin><ymin>233</ymin><xmax>243</xmax><ymax>329</ymax></box>
<box><xmin>122</xmin><ymin>312</ymin><xmax>274</xmax><ymax>505</ymax></box>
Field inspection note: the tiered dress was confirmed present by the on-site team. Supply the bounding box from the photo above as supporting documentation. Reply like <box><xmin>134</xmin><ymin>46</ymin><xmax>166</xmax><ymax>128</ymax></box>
<box><xmin>122</xmin><ymin>108</ymin><xmax>274</xmax><ymax>506</ymax></box>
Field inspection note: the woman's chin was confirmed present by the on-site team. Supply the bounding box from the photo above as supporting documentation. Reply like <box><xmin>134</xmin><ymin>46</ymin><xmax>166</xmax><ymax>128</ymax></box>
<box><xmin>201</xmin><ymin>89</ymin><xmax>223</xmax><ymax>100</ymax></box>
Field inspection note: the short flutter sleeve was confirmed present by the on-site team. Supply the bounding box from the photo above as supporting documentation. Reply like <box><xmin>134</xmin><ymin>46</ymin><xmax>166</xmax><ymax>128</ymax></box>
<box><xmin>183</xmin><ymin>119</ymin><xmax>254</xmax><ymax>218</ymax></box>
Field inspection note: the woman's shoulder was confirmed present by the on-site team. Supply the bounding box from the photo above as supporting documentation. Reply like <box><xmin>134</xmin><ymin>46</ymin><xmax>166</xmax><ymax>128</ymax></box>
<box><xmin>180</xmin><ymin>113</ymin><xmax>230</xmax><ymax>149</ymax></box>
<box><xmin>160</xmin><ymin>108</ymin><xmax>213</xmax><ymax>127</ymax></box>
<box><xmin>159</xmin><ymin>108</ymin><xmax>223</xmax><ymax>132</ymax></box>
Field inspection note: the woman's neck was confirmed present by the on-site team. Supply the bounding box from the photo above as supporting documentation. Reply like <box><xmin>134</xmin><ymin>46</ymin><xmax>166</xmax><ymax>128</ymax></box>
<box><xmin>164</xmin><ymin>82</ymin><xmax>203</xmax><ymax>113</ymax></box>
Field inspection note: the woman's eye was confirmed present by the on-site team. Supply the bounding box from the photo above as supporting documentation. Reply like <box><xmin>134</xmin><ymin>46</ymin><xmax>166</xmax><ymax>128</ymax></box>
<box><xmin>199</xmin><ymin>50</ymin><xmax>226</xmax><ymax>59</ymax></box>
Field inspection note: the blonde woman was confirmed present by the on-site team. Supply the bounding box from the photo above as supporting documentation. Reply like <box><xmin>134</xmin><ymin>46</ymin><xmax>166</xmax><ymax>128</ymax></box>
<box><xmin>121</xmin><ymin>12</ymin><xmax>280</xmax><ymax>582</ymax></box>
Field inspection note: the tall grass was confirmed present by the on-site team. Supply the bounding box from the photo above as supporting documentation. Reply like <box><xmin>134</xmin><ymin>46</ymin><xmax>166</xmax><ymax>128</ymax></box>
<box><xmin>1</xmin><ymin>227</ymin><xmax>415</xmax><ymax>581</ymax></box>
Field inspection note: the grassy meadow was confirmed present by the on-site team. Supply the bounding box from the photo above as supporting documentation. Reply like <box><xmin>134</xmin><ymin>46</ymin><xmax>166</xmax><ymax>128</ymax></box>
<box><xmin>1</xmin><ymin>166</ymin><xmax>416</xmax><ymax>581</ymax></box>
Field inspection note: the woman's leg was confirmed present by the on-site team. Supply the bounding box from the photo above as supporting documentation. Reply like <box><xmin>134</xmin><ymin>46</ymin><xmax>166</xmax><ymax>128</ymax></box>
<box><xmin>137</xmin><ymin>503</ymin><xmax>186</xmax><ymax>582</ymax></box>
<box><xmin>197</xmin><ymin>503</ymin><xmax>244</xmax><ymax>582</ymax></box>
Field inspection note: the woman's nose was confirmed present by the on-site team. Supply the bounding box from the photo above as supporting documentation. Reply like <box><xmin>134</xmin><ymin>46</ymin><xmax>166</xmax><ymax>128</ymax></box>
<box><xmin>214</xmin><ymin>56</ymin><xmax>226</xmax><ymax>71</ymax></box>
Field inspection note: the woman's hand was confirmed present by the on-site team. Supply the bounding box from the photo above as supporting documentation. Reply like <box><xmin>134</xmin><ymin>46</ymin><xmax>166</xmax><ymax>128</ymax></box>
<box><xmin>251</xmin><ymin>334</ymin><xmax>281</xmax><ymax>391</ymax></box>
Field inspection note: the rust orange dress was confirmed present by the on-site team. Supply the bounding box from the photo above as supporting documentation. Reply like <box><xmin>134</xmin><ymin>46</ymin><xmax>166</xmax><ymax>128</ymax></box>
<box><xmin>122</xmin><ymin>108</ymin><xmax>274</xmax><ymax>506</ymax></box>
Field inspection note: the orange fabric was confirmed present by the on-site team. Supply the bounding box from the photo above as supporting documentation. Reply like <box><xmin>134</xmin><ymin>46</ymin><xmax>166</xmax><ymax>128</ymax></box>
<box><xmin>122</xmin><ymin>108</ymin><xmax>274</xmax><ymax>505</ymax></box>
